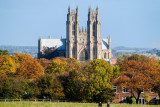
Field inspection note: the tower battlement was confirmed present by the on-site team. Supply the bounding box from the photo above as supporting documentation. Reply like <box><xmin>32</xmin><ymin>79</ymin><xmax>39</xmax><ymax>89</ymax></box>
<box><xmin>79</xmin><ymin>27</ymin><xmax>87</xmax><ymax>33</ymax></box>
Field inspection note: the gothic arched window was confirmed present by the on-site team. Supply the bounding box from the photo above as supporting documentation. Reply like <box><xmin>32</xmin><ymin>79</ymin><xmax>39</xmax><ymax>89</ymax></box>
<box><xmin>104</xmin><ymin>53</ymin><xmax>106</xmax><ymax>58</ymax></box>
<box><xmin>79</xmin><ymin>49</ymin><xmax>88</xmax><ymax>62</ymax></box>
<box><xmin>93</xmin><ymin>47</ymin><xmax>96</xmax><ymax>59</ymax></box>
<box><xmin>93</xmin><ymin>22</ymin><xmax>96</xmax><ymax>36</ymax></box>
<box><xmin>72</xmin><ymin>23</ymin><xmax>76</xmax><ymax>36</ymax></box>
<box><xmin>72</xmin><ymin>46</ymin><xmax>76</xmax><ymax>58</ymax></box>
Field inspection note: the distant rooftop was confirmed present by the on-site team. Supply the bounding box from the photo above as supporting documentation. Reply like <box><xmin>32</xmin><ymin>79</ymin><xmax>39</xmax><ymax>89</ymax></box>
<box><xmin>41</xmin><ymin>39</ymin><xmax>66</xmax><ymax>50</ymax></box>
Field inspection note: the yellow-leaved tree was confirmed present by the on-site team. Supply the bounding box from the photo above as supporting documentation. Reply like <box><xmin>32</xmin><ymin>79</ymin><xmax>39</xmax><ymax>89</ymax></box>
<box><xmin>0</xmin><ymin>55</ymin><xmax>16</xmax><ymax>74</ymax></box>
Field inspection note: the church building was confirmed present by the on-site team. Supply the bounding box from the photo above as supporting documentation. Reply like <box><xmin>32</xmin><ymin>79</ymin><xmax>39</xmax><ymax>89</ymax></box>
<box><xmin>38</xmin><ymin>6</ymin><xmax>112</xmax><ymax>62</ymax></box>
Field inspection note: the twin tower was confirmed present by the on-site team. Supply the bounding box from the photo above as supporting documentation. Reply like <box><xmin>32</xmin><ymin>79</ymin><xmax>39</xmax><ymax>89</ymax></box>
<box><xmin>66</xmin><ymin>6</ymin><xmax>111</xmax><ymax>61</ymax></box>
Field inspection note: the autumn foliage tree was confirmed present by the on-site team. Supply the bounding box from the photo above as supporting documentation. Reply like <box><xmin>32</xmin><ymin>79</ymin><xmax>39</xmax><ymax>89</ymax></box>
<box><xmin>46</xmin><ymin>58</ymin><xmax>68</xmax><ymax>75</ymax></box>
<box><xmin>153</xmin><ymin>80</ymin><xmax>160</xmax><ymax>99</ymax></box>
<box><xmin>12</xmin><ymin>53</ymin><xmax>43</xmax><ymax>79</ymax></box>
<box><xmin>46</xmin><ymin>57</ymin><xmax>80</xmax><ymax>75</ymax></box>
<box><xmin>36</xmin><ymin>74</ymin><xmax>65</xmax><ymax>99</ymax></box>
<box><xmin>66</xmin><ymin>59</ymin><xmax>120</xmax><ymax>102</ymax></box>
<box><xmin>66</xmin><ymin>58</ymin><xmax>80</xmax><ymax>72</ymax></box>
<box><xmin>65</xmin><ymin>61</ymin><xmax>89</xmax><ymax>101</ymax></box>
<box><xmin>85</xmin><ymin>59</ymin><xmax>117</xmax><ymax>102</ymax></box>
<box><xmin>0</xmin><ymin>74</ymin><xmax>8</xmax><ymax>98</ymax></box>
<box><xmin>0</xmin><ymin>55</ymin><xmax>16</xmax><ymax>74</ymax></box>
<box><xmin>115</xmin><ymin>54</ymin><xmax>160</xmax><ymax>103</ymax></box>
<box><xmin>45</xmin><ymin>57</ymin><xmax>80</xmax><ymax>99</ymax></box>
<box><xmin>149</xmin><ymin>58</ymin><xmax>160</xmax><ymax>99</ymax></box>
<box><xmin>38</xmin><ymin>58</ymin><xmax>51</xmax><ymax>70</ymax></box>
<box><xmin>2</xmin><ymin>77</ymin><xmax>28</xmax><ymax>99</ymax></box>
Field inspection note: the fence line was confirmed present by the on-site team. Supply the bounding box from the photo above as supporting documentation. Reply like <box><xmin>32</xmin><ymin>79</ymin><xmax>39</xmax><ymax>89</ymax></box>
<box><xmin>0</xmin><ymin>99</ymin><xmax>69</xmax><ymax>102</ymax></box>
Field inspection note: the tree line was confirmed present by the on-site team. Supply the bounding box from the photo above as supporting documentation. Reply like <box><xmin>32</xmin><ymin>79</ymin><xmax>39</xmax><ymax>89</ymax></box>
<box><xmin>0</xmin><ymin>52</ymin><xmax>160</xmax><ymax>103</ymax></box>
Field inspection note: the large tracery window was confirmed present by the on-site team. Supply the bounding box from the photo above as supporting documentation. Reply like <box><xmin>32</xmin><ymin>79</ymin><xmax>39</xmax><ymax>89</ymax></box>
<box><xmin>79</xmin><ymin>50</ymin><xmax>88</xmax><ymax>62</ymax></box>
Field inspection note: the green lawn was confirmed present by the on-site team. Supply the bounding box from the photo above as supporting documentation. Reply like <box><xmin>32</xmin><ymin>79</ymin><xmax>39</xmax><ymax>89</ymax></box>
<box><xmin>0</xmin><ymin>102</ymin><xmax>160</xmax><ymax>107</ymax></box>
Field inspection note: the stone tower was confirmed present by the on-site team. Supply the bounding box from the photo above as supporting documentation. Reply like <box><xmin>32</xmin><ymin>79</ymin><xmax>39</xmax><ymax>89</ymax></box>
<box><xmin>66</xmin><ymin>6</ymin><xmax>79</xmax><ymax>59</ymax></box>
<box><xmin>66</xmin><ymin>6</ymin><xmax>104</xmax><ymax>61</ymax></box>
<box><xmin>108</xmin><ymin>35</ymin><xmax>112</xmax><ymax>59</ymax></box>
<box><xmin>87</xmin><ymin>6</ymin><xmax>102</xmax><ymax>60</ymax></box>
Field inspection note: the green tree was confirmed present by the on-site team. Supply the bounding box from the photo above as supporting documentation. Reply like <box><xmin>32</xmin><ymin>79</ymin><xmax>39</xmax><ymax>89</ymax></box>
<box><xmin>66</xmin><ymin>59</ymin><xmax>117</xmax><ymax>102</ymax></box>
<box><xmin>0</xmin><ymin>74</ymin><xmax>8</xmax><ymax>98</ymax></box>
<box><xmin>2</xmin><ymin>77</ymin><xmax>28</xmax><ymax>99</ymax></box>
<box><xmin>117</xmin><ymin>54</ymin><xmax>129</xmax><ymax>65</ymax></box>
<box><xmin>112</xmin><ymin>65</ymin><xmax>123</xmax><ymax>80</ymax></box>
<box><xmin>23</xmin><ymin>79</ymin><xmax>40</xmax><ymax>99</ymax></box>
<box><xmin>0</xmin><ymin>50</ymin><xmax>10</xmax><ymax>55</ymax></box>
<box><xmin>86</xmin><ymin>59</ymin><xmax>115</xmax><ymax>102</ymax></box>
<box><xmin>36</xmin><ymin>74</ymin><xmax>65</xmax><ymax>100</ymax></box>
<box><xmin>65</xmin><ymin>68</ymin><xmax>86</xmax><ymax>101</ymax></box>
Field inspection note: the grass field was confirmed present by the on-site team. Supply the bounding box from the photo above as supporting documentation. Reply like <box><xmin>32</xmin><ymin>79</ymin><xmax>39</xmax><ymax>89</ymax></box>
<box><xmin>0</xmin><ymin>102</ymin><xmax>160</xmax><ymax>107</ymax></box>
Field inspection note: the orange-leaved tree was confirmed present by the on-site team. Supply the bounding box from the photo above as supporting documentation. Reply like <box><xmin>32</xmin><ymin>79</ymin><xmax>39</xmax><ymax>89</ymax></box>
<box><xmin>115</xmin><ymin>54</ymin><xmax>160</xmax><ymax>103</ymax></box>
<box><xmin>12</xmin><ymin>53</ymin><xmax>43</xmax><ymax>79</ymax></box>
<box><xmin>38</xmin><ymin>58</ymin><xmax>51</xmax><ymax>71</ymax></box>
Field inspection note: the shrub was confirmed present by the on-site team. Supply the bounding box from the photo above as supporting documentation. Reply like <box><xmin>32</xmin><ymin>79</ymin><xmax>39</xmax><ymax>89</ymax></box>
<box><xmin>132</xmin><ymin>97</ymin><xmax>136</xmax><ymax>104</ymax></box>
<box><xmin>143</xmin><ymin>95</ymin><xmax>149</xmax><ymax>104</ymax></box>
